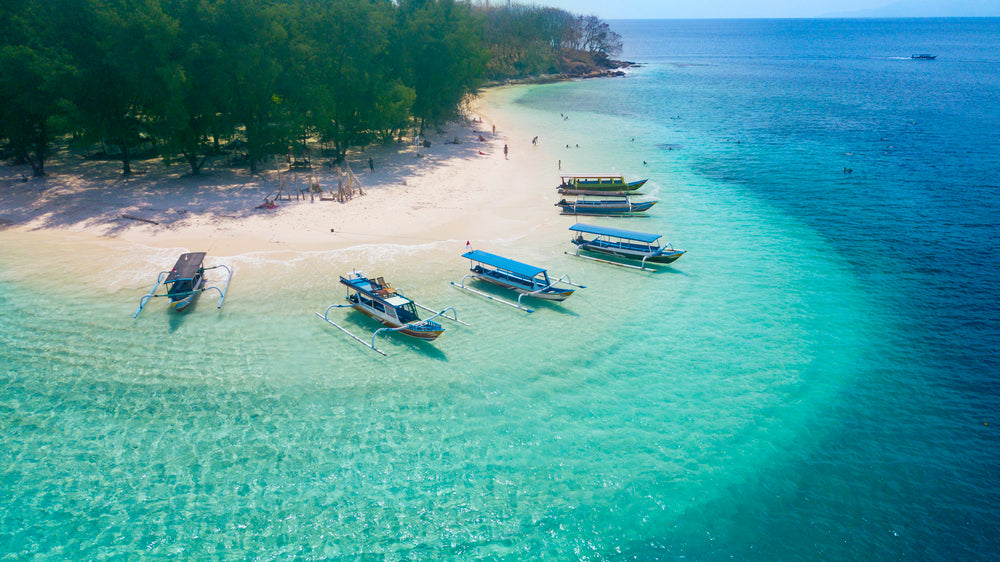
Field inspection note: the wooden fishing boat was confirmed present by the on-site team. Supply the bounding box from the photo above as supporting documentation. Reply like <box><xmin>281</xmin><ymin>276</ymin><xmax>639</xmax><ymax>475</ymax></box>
<box><xmin>567</xmin><ymin>223</ymin><xmax>685</xmax><ymax>270</ymax></box>
<box><xmin>555</xmin><ymin>197</ymin><xmax>656</xmax><ymax>216</ymax></box>
<box><xmin>557</xmin><ymin>188</ymin><xmax>645</xmax><ymax>197</ymax></box>
<box><xmin>558</xmin><ymin>174</ymin><xmax>647</xmax><ymax>192</ymax></box>
<box><xmin>133</xmin><ymin>252</ymin><xmax>233</xmax><ymax>317</ymax></box>
<box><xmin>316</xmin><ymin>271</ymin><xmax>466</xmax><ymax>355</ymax></box>
<box><xmin>451</xmin><ymin>250</ymin><xmax>584</xmax><ymax>312</ymax></box>
<box><xmin>340</xmin><ymin>272</ymin><xmax>445</xmax><ymax>340</ymax></box>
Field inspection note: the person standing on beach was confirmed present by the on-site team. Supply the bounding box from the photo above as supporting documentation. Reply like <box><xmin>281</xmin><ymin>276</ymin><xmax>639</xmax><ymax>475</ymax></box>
<box><xmin>503</xmin><ymin>144</ymin><xmax>508</xmax><ymax>159</ymax></box>
<box><xmin>367</xmin><ymin>157</ymin><xmax>375</xmax><ymax>173</ymax></box>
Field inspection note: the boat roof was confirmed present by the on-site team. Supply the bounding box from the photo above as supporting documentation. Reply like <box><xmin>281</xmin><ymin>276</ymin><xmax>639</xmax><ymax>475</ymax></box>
<box><xmin>384</xmin><ymin>296</ymin><xmax>411</xmax><ymax>307</ymax></box>
<box><xmin>569</xmin><ymin>223</ymin><xmax>662</xmax><ymax>243</ymax></box>
<box><xmin>462</xmin><ymin>250</ymin><xmax>546</xmax><ymax>278</ymax></box>
<box><xmin>164</xmin><ymin>252</ymin><xmax>206</xmax><ymax>283</ymax></box>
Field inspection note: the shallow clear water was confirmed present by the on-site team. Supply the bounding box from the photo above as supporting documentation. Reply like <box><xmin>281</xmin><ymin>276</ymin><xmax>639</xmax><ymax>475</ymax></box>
<box><xmin>3</xmin><ymin>18</ymin><xmax>999</xmax><ymax>560</ymax></box>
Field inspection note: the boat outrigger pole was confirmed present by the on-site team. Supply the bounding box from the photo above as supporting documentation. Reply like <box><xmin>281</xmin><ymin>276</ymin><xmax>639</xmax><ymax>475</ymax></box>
<box><xmin>315</xmin><ymin>304</ymin><xmax>466</xmax><ymax>356</ymax></box>
<box><xmin>451</xmin><ymin>275</ymin><xmax>535</xmax><ymax>313</ymax></box>
<box><xmin>133</xmin><ymin>258</ymin><xmax>233</xmax><ymax>318</ymax></box>
<box><xmin>133</xmin><ymin>270</ymin><xmax>170</xmax><ymax>318</ymax></box>
<box><xmin>413</xmin><ymin>302</ymin><xmax>471</xmax><ymax>326</ymax></box>
<box><xmin>564</xmin><ymin>249</ymin><xmax>656</xmax><ymax>271</ymax></box>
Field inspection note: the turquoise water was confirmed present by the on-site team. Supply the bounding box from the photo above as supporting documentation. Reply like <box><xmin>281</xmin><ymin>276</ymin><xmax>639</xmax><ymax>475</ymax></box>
<box><xmin>3</xmin><ymin>19</ymin><xmax>999</xmax><ymax>559</ymax></box>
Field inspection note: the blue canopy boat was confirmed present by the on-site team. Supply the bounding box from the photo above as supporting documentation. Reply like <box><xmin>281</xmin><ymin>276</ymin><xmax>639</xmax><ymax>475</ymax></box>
<box><xmin>451</xmin><ymin>250</ymin><xmax>584</xmax><ymax>312</ymax></box>
<box><xmin>133</xmin><ymin>252</ymin><xmax>233</xmax><ymax>317</ymax></box>
<box><xmin>315</xmin><ymin>271</ymin><xmax>466</xmax><ymax>356</ymax></box>
<box><xmin>567</xmin><ymin>223</ymin><xmax>685</xmax><ymax>270</ymax></box>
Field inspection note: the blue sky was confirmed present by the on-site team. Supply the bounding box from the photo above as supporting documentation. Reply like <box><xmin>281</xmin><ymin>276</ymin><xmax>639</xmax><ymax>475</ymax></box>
<box><xmin>531</xmin><ymin>0</ymin><xmax>1000</xmax><ymax>19</ymax></box>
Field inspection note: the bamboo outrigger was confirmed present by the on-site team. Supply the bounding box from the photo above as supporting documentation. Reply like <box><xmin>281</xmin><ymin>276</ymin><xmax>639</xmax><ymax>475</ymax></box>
<box><xmin>133</xmin><ymin>252</ymin><xmax>233</xmax><ymax>317</ymax></box>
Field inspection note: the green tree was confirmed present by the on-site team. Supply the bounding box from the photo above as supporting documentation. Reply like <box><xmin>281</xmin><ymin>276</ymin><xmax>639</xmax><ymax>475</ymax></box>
<box><xmin>286</xmin><ymin>0</ymin><xmax>406</xmax><ymax>163</ymax></box>
<box><xmin>213</xmin><ymin>0</ymin><xmax>293</xmax><ymax>173</ymax></box>
<box><xmin>0</xmin><ymin>0</ymin><xmax>78</xmax><ymax>177</ymax></box>
<box><xmin>395</xmin><ymin>0</ymin><xmax>489</xmax><ymax>131</ymax></box>
<box><xmin>71</xmin><ymin>0</ymin><xmax>179</xmax><ymax>175</ymax></box>
<box><xmin>154</xmin><ymin>0</ymin><xmax>233</xmax><ymax>175</ymax></box>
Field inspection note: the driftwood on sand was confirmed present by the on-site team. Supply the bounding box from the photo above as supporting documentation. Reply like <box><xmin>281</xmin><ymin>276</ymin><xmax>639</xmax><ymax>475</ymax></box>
<box><xmin>122</xmin><ymin>214</ymin><xmax>159</xmax><ymax>225</ymax></box>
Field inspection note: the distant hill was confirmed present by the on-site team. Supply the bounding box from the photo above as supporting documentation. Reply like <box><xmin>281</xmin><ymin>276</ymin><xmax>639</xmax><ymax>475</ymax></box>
<box><xmin>824</xmin><ymin>0</ymin><xmax>1000</xmax><ymax>17</ymax></box>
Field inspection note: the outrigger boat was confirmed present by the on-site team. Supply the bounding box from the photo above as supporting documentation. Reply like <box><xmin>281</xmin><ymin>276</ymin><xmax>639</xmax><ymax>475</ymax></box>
<box><xmin>133</xmin><ymin>252</ymin><xmax>233</xmax><ymax>317</ymax></box>
<box><xmin>451</xmin><ymin>250</ymin><xmax>584</xmax><ymax>313</ymax></box>
<box><xmin>558</xmin><ymin>187</ymin><xmax>645</xmax><ymax>197</ymax></box>
<box><xmin>558</xmin><ymin>175</ymin><xmax>647</xmax><ymax>192</ymax></box>
<box><xmin>555</xmin><ymin>196</ymin><xmax>656</xmax><ymax>216</ymax></box>
<box><xmin>315</xmin><ymin>271</ymin><xmax>466</xmax><ymax>355</ymax></box>
<box><xmin>567</xmin><ymin>223</ymin><xmax>685</xmax><ymax>270</ymax></box>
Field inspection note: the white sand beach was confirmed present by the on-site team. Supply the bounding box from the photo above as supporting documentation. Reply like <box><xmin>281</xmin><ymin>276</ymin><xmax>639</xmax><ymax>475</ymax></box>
<box><xmin>0</xmin><ymin>88</ymin><xmax>571</xmax><ymax>292</ymax></box>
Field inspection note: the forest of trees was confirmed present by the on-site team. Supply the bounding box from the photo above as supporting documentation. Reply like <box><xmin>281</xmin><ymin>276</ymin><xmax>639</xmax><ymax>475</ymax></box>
<box><xmin>1</xmin><ymin>0</ymin><xmax>622</xmax><ymax>178</ymax></box>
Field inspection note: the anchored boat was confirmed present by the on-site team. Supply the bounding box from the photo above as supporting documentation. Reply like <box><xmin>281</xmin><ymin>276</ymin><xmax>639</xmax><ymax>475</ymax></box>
<box><xmin>558</xmin><ymin>175</ymin><xmax>647</xmax><ymax>192</ymax></box>
<box><xmin>555</xmin><ymin>196</ymin><xmax>656</xmax><ymax>216</ymax></box>
<box><xmin>133</xmin><ymin>252</ymin><xmax>232</xmax><ymax>317</ymax></box>
<box><xmin>451</xmin><ymin>250</ymin><xmax>584</xmax><ymax>312</ymax></box>
<box><xmin>567</xmin><ymin>223</ymin><xmax>685</xmax><ymax>270</ymax></box>
<box><xmin>315</xmin><ymin>271</ymin><xmax>465</xmax><ymax>355</ymax></box>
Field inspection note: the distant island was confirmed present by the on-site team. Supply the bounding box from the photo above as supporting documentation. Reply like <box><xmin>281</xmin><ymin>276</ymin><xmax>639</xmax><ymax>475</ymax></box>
<box><xmin>1</xmin><ymin>0</ymin><xmax>625</xmax><ymax>180</ymax></box>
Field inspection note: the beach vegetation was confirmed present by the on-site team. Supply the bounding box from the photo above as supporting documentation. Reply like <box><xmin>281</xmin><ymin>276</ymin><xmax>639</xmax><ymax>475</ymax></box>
<box><xmin>1</xmin><ymin>0</ymin><xmax>621</xmax><ymax>177</ymax></box>
<box><xmin>476</xmin><ymin>3</ymin><xmax>623</xmax><ymax>81</ymax></box>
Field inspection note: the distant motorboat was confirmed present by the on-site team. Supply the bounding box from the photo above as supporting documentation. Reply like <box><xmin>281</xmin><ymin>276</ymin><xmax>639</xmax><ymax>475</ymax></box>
<box><xmin>911</xmin><ymin>54</ymin><xmax>936</xmax><ymax>60</ymax></box>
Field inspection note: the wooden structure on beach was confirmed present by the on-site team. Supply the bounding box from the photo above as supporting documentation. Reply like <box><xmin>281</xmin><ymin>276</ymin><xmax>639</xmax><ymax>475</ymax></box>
<box><xmin>270</xmin><ymin>163</ymin><xmax>367</xmax><ymax>204</ymax></box>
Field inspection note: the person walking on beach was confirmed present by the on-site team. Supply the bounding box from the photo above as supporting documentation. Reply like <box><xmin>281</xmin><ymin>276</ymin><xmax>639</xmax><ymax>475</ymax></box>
<box><xmin>367</xmin><ymin>157</ymin><xmax>375</xmax><ymax>174</ymax></box>
<box><xmin>532</xmin><ymin>136</ymin><xmax>538</xmax><ymax>146</ymax></box>
<box><xmin>503</xmin><ymin>144</ymin><xmax>508</xmax><ymax>159</ymax></box>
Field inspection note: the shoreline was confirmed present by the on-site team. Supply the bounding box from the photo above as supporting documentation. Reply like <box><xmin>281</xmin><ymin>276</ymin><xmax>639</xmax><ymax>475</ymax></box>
<box><xmin>0</xmin><ymin>88</ymin><xmax>568</xmax><ymax>288</ymax></box>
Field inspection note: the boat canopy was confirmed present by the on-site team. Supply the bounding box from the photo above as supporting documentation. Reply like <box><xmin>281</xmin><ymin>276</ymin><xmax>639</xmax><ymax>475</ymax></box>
<box><xmin>569</xmin><ymin>224</ymin><xmax>662</xmax><ymax>244</ymax></box>
<box><xmin>384</xmin><ymin>296</ymin><xmax>411</xmax><ymax>307</ymax></box>
<box><xmin>164</xmin><ymin>252</ymin><xmax>206</xmax><ymax>283</ymax></box>
<box><xmin>462</xmin><ymin>250</ymin><xmax>546</xmax><ymax>279</ymax></box>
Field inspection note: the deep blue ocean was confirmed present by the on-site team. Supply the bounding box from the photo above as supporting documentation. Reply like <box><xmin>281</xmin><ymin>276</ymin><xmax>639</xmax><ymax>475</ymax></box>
<box><xmin>2</xmin><ymin>18</ymin><xmax>999</xmax><ymax>560</ymax></box>
<box><xmin>610</xmin><ymin>18</ymin><xmax>1000</xmax><ymax>558</ymax></box>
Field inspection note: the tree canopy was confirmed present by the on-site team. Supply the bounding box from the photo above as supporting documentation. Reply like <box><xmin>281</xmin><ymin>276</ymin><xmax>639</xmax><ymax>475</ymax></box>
<box><xmin>1</xmin><ymin>0</ymin><xmax>620</xmax><ymax>177</ymax></box>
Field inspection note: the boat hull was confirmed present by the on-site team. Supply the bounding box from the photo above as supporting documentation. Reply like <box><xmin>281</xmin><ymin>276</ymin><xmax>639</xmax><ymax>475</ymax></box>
<box><xmin>558</xmin><ymin>189</ymin><xmax>646</xmax><ymax>196</ymax></box>
<box><xmin>574</xmin><ymin>242</ymin><xmax>685</xmax><ymax>265</ymax></box>
<box><xmin>352</xmin><ymin>304</ymin><xmax>444</xmax><ymax>341</ymax></box>
<box><xmin>473</xmin><ymin>272</ymin><xmax>574</xmax><ymax>301</ymax></box>
<box><xmin>169</xmin><ymin>275</ymin><xmax>204</xmax><ymax>310</ymax></box>
<box><xmin>556</xmin><ymin>200</ymin><xmax>656</xmax><ymax>216</ymax></box>
<box><xmin>559</xmin><ymin>178</ymin><xmax>647</xmax><ymax>191</ymax></box>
